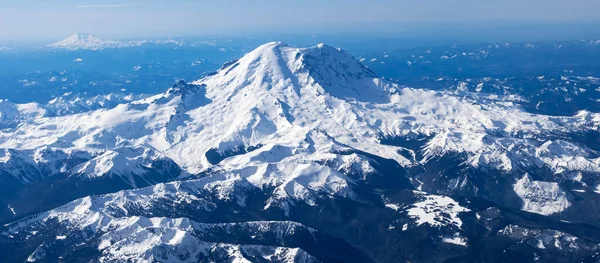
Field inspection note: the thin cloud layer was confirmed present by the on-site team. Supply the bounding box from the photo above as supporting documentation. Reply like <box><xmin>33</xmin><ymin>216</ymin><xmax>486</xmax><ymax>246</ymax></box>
<box><xmin>75</xmin><ymin>4</ymin><xmax>135</xmax><ymax>9</ymax></box>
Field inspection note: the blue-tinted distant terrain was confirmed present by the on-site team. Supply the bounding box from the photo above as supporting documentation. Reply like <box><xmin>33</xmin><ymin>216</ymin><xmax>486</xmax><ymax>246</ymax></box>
<box><xmin>1</xmin><ymin>33</ymin><xmax>600</xmax><ymax>116</ymax></box>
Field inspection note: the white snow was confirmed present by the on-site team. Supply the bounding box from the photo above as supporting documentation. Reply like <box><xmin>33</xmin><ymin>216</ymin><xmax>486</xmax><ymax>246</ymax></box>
<box><xmin>385</xmin><ymin>203</ymin><xmax>400</xmax><ymax>211</ymax></box>
<box><xmin>5</xmin><ymin>199</ymin><xmax>319</xmax><ymax>263</ymax></box>
<box><xmin>26</xmin><ymin>245</ymin><xmax>46</xmax><ymax>262</ymax></box>
<box><xmin>442</xmin><ymin>234</ymin><xmax>468</xmax><ymax>246</ymax></box>
<box><xmin>7</xmin><ymin>204</ymin><xmax>15</xmax><ymax>215</ymax></box>
<box><xmin>456</xmin><ymin>81</ymin><xmax>468</xmax><ymax>92</ymax></box>
<box><xmin>406</xmin><ymin>191</ymin><xmax>470</xmax><ymax>229</ymax></box>
<box><xmin>513</xmin><ymin>174</ymin><xmax>570</xmax><ymax>215</ymax></box>
<box><xmin>476</xmin><ymin>83</ymin><xmax>484</xmax><ymax>92</ymax></box>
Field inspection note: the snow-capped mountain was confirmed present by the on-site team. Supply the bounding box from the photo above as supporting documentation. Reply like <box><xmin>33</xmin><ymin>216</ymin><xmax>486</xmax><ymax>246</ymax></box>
<box><xmin>2</xmin><ymin>42</ymin><xmax>600</xmax><ymax>262</ymax></box>
<box><xmin>47</xmin><ymin>34</ymin><xmax>185</xmax><ymax>51</ymax></box>
<box><xmin>47</xmin><ymin>34</ymin><xmax>125</xmax><ymax>50</ymax></box>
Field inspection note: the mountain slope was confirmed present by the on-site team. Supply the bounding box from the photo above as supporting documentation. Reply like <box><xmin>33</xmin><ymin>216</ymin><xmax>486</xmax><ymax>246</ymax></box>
<box><xmin>1</xmin><ymin>42</ymin><xmax>600</xmax><ymax>262</ymax></box>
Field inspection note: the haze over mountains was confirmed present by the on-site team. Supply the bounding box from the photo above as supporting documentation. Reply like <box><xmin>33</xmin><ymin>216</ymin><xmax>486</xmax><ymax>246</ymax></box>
<box><xmin>0</xmin><ymin>42</ymin><xmax>599</xmax><ymax>262</ymax></box>
<box><xmin>46</xmin><ymin>33</ymin><xmax>189</xmax><ymax>51</ymax></box>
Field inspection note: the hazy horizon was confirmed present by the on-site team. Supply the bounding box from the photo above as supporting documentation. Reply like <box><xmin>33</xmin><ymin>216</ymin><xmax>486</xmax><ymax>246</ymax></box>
<box><xmin>2</xmin><ymin>0</ymin><xmax>600</xmax><ymax>42</ymax></box>
<box><xmin>3</xmin><ymin>21</ymin><xmax>600</xmax><ymax>47</ymax></box>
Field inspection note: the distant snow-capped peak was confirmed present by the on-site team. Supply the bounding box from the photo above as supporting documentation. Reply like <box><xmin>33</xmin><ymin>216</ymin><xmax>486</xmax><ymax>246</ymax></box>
<box><xmin>47</xmin><ymin>33</ymin><xmax>122</xmax><ymax>50</ymax></box>
<box><xmin>47</xmin><ymin>34</ymin><xmax>187</xmax><ymax>50</ymax></box>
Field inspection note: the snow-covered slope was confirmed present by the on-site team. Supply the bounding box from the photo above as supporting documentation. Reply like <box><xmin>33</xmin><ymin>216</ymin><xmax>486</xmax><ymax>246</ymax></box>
<box><xmin>2</xmin><ymin>42</ymin><xmax>600</xmax><ymax>262</ymax></box>
<box><xmin>44</xmin><ymin>92</ymin><xmax>150</xmax><ymax>116</ymax></box>
<box><xmin>3</xmin><ymin>196</ymin><xmax>320</xmax><ymax>263</ymax></box>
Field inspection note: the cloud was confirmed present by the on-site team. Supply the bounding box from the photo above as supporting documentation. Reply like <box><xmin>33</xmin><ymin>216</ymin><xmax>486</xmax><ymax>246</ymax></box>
<box><xmin>75</xmin><ymin>4</ymin><xmax>135</xmax><ymax>9</ymax></box>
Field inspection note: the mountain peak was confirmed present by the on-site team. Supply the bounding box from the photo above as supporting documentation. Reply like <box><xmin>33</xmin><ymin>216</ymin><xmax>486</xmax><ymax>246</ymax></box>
<box><xmin>200</xmin><ymin>42</ymin><xmax>390</xmax><ymax>103</ymax></box>
<box><xmin>48</xmin><ymin>33</ymin><xmax>121</xmax><ymax>50</ymax></box>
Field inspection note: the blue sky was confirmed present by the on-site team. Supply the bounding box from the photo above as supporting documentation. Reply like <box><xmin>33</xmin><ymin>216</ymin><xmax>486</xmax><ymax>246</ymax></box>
<box><xmin>1</xmin><ymin>0</ymin><xmax>600</xmax><ymax>41</ymax></box>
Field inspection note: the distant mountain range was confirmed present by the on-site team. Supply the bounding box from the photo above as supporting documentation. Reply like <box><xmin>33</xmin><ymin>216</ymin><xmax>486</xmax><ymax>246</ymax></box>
<box><xmin>1</xmin><ymin>42</ymin><xmax>600</xmax><ymax>262</ymax></box>
<box><xmin>46</xmin><ymin>33</ymin><xmax>187</xmax><ymax>50</ymax></box>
